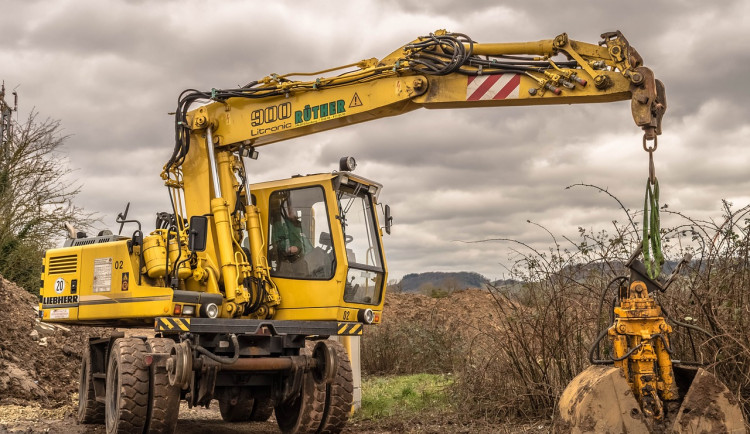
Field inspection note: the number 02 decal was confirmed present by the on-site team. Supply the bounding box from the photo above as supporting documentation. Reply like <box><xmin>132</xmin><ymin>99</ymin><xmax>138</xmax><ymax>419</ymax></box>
<box><xmin>114</xmin><ymin>260</ymin><xmax>124</xmax><ymax>269</ymax></box>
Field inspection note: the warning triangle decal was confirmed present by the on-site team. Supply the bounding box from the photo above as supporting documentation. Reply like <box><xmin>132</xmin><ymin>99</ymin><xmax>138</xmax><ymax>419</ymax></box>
<box><xmin>349</xmin><ymin>93</ymin><xmax>363</xmax><ymax>108</ymax></box>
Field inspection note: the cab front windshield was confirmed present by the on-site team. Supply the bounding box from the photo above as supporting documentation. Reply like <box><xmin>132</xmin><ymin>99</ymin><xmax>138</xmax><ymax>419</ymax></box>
<box><xmin>337</xmin><ymin>183</ymin><xmax>384</xmax><ymax>305</ymax></box>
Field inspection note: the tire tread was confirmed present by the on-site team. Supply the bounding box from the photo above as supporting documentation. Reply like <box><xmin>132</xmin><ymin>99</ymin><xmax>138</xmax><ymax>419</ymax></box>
<box><xmin>275</xmin><ymin>344</ymin><xmax>326</xmax><ymax>434</ymax></box>
<box><xmin>106</xmin><ymin>338</ymin><xmax>150</xmax><ymax>434</ymax></box>
<box><xmin>145</xmin><ymin>338</ymin><xmax>180</xmax><ymax>433</ymax></box>
<box><xmin>317</xmin><ymin>340</ymin><xmax>353</xmax><ymax>434</ymax></box>
<box><xmin>78</xmin><ymin>344</ymin><xmax>105</xmax><ymax>424</ymax></box>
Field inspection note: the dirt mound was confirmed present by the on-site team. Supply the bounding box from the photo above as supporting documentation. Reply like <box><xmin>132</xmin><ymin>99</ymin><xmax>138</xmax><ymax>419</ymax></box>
<box><xmin>0</xmin><ymin>275</ymin><xmax>109</xmax><ymax>408</ymax></box>
<box><xmin>382</xmin><ymin>288</ymin><xmax>503</xmax><ymax>338</ymax></box>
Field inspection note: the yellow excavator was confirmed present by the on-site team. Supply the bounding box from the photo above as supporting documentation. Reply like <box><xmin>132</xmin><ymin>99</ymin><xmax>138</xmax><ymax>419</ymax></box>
<box><xmin>38</xmin><ymin>30</ymin><xmax>743</xmax><ymax>433</ymax></box>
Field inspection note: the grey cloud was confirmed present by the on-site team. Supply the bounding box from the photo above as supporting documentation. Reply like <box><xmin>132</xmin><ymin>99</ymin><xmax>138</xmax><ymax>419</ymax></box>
<box><xmin>2</xmin><ymin>0</ymin><xmax>748</xmax><ymax>280</ymax></box>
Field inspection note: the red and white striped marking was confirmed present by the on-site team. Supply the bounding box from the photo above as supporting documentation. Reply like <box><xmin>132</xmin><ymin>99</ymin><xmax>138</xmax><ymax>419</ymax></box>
<box><xmin>466</xmin><ymin>74</ymin><xmax>521</xmax><ymax>101</ymax></box>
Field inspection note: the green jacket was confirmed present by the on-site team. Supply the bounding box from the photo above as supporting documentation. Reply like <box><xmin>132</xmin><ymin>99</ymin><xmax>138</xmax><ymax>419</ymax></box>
<box><xmin>271</xmin><ymin>218</ymin><xmax>312</xmax><ymax>257</ymax></box>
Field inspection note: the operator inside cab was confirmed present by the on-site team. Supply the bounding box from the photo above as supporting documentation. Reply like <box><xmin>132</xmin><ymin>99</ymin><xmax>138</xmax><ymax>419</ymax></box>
<box><xmin>268</xmin><ymin>188</ymin><xmax>335</xmax><ymax>279</ymax></box>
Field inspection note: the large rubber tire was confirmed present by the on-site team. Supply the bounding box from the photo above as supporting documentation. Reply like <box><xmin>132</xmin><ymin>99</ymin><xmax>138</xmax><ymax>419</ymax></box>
<box><xmin>249</xmin><ymin>397</ymin><xmax>275</xmax><ymax>422</ymax></box>
<box><xmin>78</xmin><ymin>343</ymin><xmax>105</xmax><ymax>424</ymax></box>
<box><xmin>145</xmin><ymin>338</ymin><xmax>180</xmax><ymax>433</ymax></box>
<box><xmin>105</xmin><ymin>338</ymin><xmax>150</xmax><ymax>434</ymax></box>
<box><xmin>219</xmin><ymin>389</ymin><xmax>255</xmax><ymax>422</ymax></box>
<box><xmin>317</xmin><ymin>340</ymin><xmax>353</xmax><ymax>434</ymax></box>
<box><xmin>275</xmin><ymin>345</ymin><xmax>326</xmax><ymax>434</ymax></box>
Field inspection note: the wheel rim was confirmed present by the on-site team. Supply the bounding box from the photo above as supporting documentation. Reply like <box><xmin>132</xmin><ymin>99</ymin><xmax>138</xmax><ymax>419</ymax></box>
<box><xmin>312</xmin><ymin>340</ymin><xmax>337</xmax><ymax>384</ymax></box>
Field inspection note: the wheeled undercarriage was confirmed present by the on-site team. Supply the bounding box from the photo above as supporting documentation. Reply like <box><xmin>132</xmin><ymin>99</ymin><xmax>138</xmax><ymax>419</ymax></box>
<box><xmin>79</xmin><ymin>320</ymin><xmax>354</xmax><ymax>434</ymax></box>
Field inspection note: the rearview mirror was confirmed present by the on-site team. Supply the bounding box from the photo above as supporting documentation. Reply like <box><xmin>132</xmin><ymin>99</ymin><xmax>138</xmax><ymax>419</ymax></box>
<box><xmin>188</xmin><ymin>216</ymin><xmax>208</xmax><ymax>252</ymax></box>
<box><xmin>384</xmin><ymin>205</ymin><xmax>393</xmax><ymax>235</ymax></box>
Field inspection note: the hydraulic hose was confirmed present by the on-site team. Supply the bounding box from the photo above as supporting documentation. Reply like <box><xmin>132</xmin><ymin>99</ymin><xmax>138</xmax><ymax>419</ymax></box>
<box><xmin>593</xmin><ymin>276</ymin><xmax>627</xmax><ymax>360</ymax></box>
<box><xmin>588</xmin><ymin>327</ymin><xmax>614</xmax><ymax>365</ymax></box>
<box><xmin>195</xmin><ymin>334</ymin><xmax>240</xmax><ymax>365</ymax></box>
<box><xmin>660</xmin><ymin>305</ymin><xmax>714</xmax><ymax>338</ymax></box>
<box><xmin>167</xmin><ymin>31</ymin><xmax>586</xmax><ymax>173</ymax></box>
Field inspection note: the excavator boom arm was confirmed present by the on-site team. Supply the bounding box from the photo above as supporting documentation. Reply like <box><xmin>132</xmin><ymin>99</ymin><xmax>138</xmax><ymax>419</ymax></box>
<box><xmin>174</xmin><ymin>30</ymin><xmax>665</xmax><ymax>156</ymax></box>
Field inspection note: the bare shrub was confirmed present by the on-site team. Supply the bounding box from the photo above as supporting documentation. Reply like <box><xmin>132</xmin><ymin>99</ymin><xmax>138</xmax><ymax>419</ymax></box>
<box><xmin>362</xmin><ymin>321</ymin><xmax>460</xmax><ymax>375</ymax></box>
<box><xmin>453</xmin><ymin>197</ymin><xmax>750</xmax><ymax>424</ymax></box>
<box><xmin>659</xmin><ymin>201</ymin><xmax>750</xmax><ymax>418</ymax></box>
<box><xmin>453</xmin><ymin>222</ymin><xmax>634</xmax><ymax>421</ymax></box>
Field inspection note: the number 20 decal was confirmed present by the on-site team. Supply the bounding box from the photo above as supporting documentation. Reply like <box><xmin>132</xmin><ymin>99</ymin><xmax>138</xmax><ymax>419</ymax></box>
<box><xmin>54</xmin><ymin>277</ymin><xmax>66</xmax><ymax>294</ymax></box>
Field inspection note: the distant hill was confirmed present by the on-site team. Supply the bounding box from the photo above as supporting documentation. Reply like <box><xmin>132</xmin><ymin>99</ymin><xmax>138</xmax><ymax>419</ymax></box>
<box><xmin>399</xmin><ymin>271</ymin><xmax>489</xmax><ymax>293</ymax></box>
<box><xmin>490</xmin><ymin>278</ymin><xmax>520</xmax><ymax>287</ymax></box>
<box><xmin>394</xmin><ymin>257</ymin><xmax>684</xmax><ymax>295</ymax></box>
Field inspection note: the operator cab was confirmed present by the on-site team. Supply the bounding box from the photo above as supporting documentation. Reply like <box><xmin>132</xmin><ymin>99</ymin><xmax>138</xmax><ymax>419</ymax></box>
<box><xmin>248</xmin><ymin>167</ymin><xmax>388</xmax><ymax>322</ymax></box>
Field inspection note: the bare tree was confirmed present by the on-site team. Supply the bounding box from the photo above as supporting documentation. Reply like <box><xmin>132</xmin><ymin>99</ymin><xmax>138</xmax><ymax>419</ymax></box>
<box><xmin>386</xmin><ymin>278</ymin><xmax>403</xmax><ymax>293</ymax></box>
<box><xmin>0</xmin><ymin>111</ymin><xmax>94</xmax><ymax>292</ymax></box>
<box><xmin>440</xmin><ymin>277</ymin><xmax>461</xmax><ymax>293</ymax></box>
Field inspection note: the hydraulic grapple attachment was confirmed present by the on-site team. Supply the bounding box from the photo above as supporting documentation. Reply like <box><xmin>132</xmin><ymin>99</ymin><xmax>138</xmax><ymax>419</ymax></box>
<box><xmin>556</xmin><ymin>251</ymin><xmax>746</xmax><ymax>433</ymax></box>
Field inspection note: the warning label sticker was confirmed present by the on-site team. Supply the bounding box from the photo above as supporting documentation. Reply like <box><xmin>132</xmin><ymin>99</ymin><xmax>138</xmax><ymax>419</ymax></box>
<box><xmin>349</xmin><ymin>93</ymin><xmax>363</xmax><ymax>108</ymax></box>
<box><xmin>93</xmin><ymin>257</ymin><xmax>113</xmax><ymax>293</ymax></box>
<box><xmin>50</xmin><ymin>309</ymin><xmax>70</xmax><ymax>319</ymax></box>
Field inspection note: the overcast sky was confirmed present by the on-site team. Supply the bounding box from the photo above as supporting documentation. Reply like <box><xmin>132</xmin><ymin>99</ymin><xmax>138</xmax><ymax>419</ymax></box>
<box><xmin>2</xmin><ymin>0</ymin><xmax>749</xmax><ymax>281</ymax></box>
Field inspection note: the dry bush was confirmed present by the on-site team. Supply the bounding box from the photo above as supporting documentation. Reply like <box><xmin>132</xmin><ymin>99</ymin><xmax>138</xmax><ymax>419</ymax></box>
<box><xmin>453</xmin><ymin>199</ymin><xmax>750</xmax><ymax>423</ymax></box>
<box><xmin>452</xmin><ymin>222</ymin><xmax>634</xmax><ymax>421</ymax></box>
<box><xmin>659</xmin><ymin>201</ymin><xmax>750</xmax><ymax>417</ymax></box>
<box><xmin>362</xmin><ymin>321</ymin><xmax>460</xmax><ymax>375</ymax></box>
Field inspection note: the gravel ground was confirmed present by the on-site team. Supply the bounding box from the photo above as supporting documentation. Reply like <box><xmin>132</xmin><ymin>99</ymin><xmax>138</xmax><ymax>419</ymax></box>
<box><xmin>0</xmin><ymin>402</ymin><xmax>551</xmax><ymax>433</ymax></box>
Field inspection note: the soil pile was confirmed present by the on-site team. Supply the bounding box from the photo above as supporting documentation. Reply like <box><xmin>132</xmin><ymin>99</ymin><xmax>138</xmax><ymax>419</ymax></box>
<box><xmin>0</xmin><ymin>276</ymin><xmax>109</xmax><ymax>408</ymax></box>
<box><xmin>381</xmin><ymin>288</ymin><xmax>503</xmax><ymax>338</ymax></box>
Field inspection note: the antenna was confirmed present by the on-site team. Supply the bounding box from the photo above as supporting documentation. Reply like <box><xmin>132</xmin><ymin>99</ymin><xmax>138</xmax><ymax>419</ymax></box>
<box><xmin>0</xmin><ymin>81</ymin><xmax>18</xmax><ymax>147</ymax></box>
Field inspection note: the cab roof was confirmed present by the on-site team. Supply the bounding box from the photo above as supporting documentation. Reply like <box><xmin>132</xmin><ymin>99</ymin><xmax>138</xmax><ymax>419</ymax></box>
<box><xmin>249</xmin><ymin>171</ymin><xmax>382</xmax><ymax>193</ymax></box>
